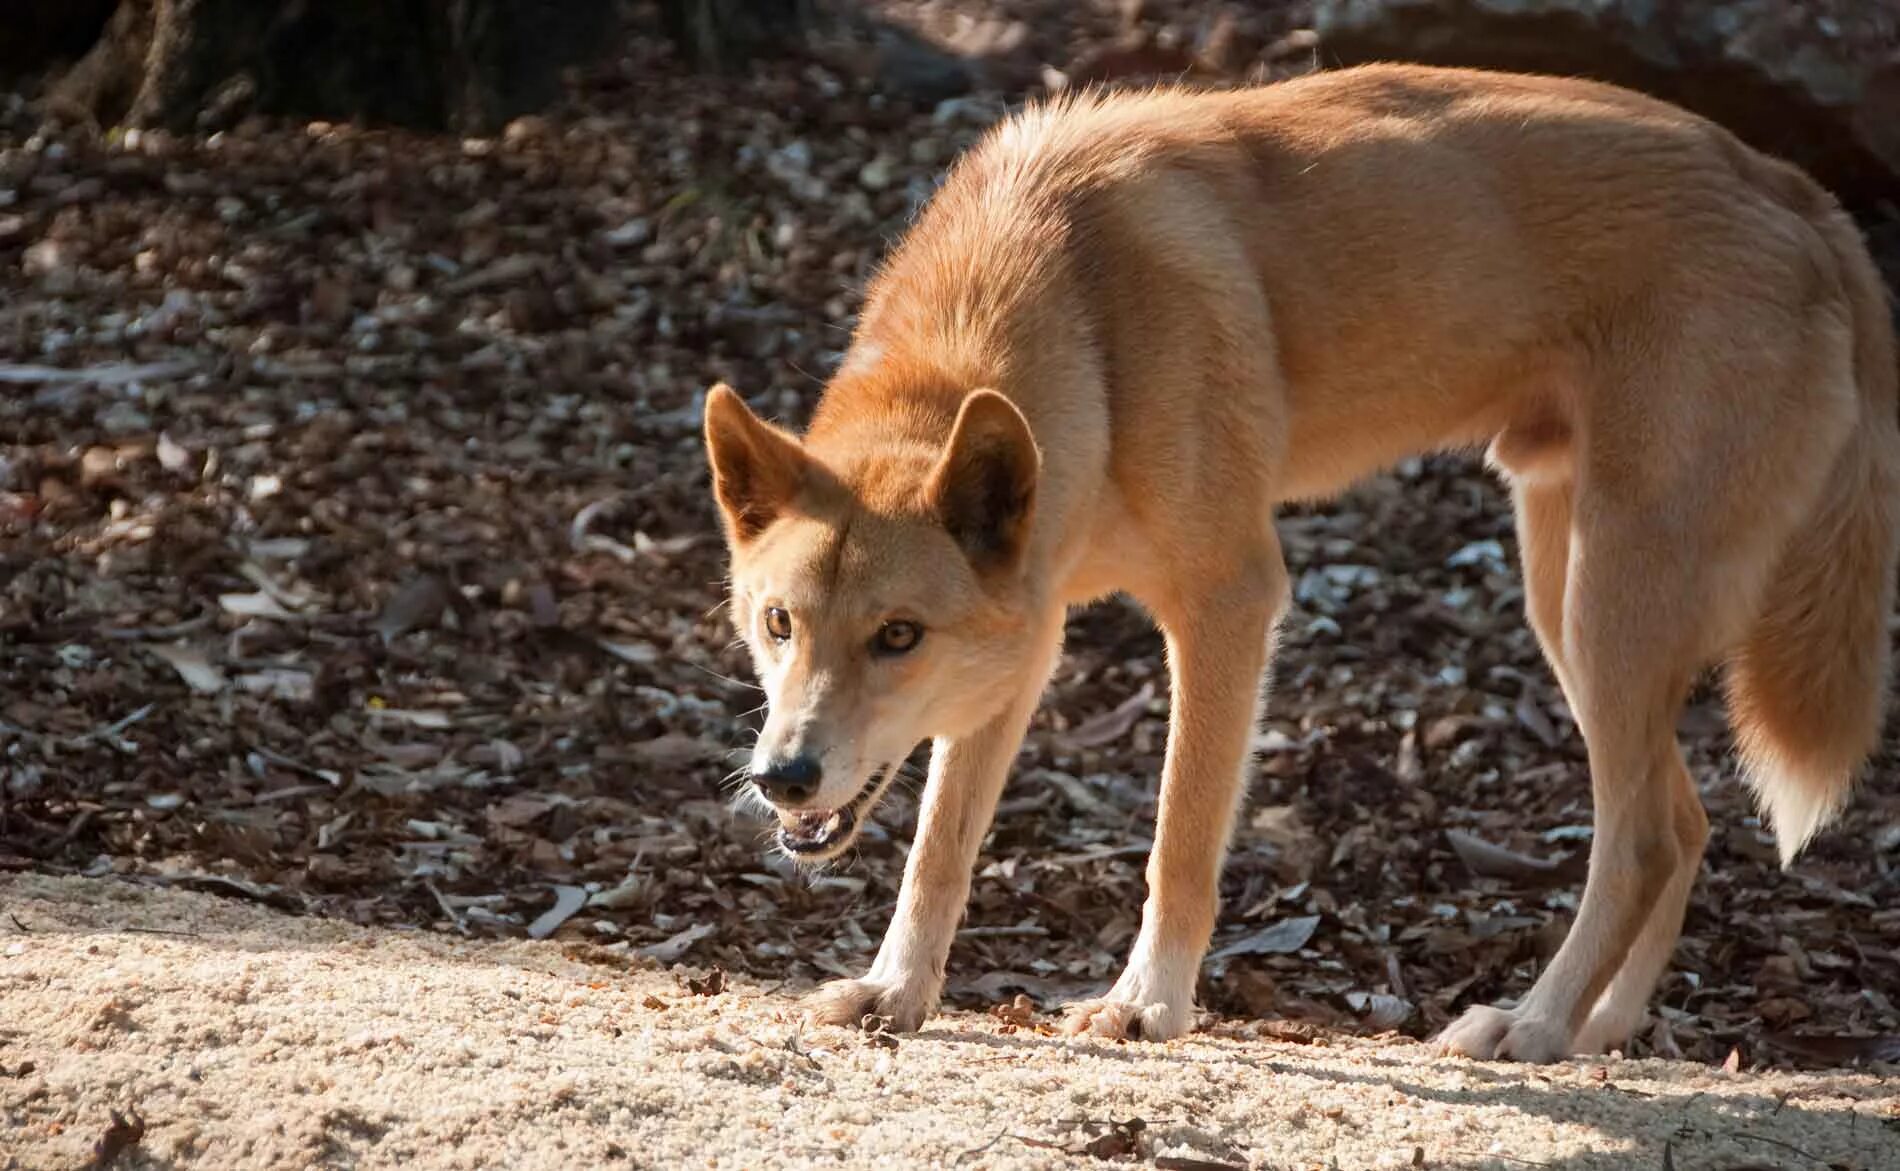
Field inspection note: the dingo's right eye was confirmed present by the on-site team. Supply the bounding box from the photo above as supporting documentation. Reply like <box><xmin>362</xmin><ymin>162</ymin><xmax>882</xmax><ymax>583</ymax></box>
<box><xmin>764</xmin><ymin>607</ymin><xmax>793</xmax><ymax>642</ymax></box>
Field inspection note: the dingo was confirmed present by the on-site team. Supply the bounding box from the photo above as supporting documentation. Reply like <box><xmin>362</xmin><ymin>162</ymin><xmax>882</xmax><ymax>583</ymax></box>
<box><xmin>702</xmin><ymin>63</ymin><xmax>1897</xmax><ymax>1061</ymax></box>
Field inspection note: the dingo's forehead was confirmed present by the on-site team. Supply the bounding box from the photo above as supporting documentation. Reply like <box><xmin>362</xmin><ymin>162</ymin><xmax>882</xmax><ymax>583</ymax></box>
<box><xmin>735</xmin><ymin>505</ymin><xmax>975</xmax><ymax>624</ymax></box>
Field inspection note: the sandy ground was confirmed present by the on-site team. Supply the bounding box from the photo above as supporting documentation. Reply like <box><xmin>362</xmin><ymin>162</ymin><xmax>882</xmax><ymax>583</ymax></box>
<box><xmin>2</xmin><ymin>875</ymin><xmax>1895</xmax><ymax>1171</ymax></box>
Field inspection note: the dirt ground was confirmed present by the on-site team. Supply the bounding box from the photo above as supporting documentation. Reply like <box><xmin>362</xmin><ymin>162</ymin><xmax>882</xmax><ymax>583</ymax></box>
<box><xmin>2</xmin><ymin>874</ymin><xmax>1895</xmax><ymax>1171</ymax></box>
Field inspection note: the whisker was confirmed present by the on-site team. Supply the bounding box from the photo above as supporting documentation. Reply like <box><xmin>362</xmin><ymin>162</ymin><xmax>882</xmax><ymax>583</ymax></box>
<box><xmin>687</xmin><ymin>661</ymin><xmax>763</xmax><ymax>692</ymax></box>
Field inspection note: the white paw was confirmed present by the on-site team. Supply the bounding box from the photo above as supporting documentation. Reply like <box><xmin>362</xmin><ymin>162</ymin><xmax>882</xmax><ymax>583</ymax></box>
<box><xmin>1061</xmin><ymin>995</ymin><xmax>1195</xmax><ymax>1041</ymax></box>
<box><xmin>801</xmin><ymin>975</ymin><xmax>936</xmax><ymax>1033</ymax></box>
<box><xmin>1436</xmin><ymin>1004</ymin><xmax>1574</xmax><ymax>1063</ymax></box>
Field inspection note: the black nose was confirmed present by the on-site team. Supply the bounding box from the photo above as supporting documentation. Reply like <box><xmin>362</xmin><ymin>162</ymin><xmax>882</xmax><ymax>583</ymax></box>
<box><xmin>752</xmin><ymin>755</ymin><xmax>822</xmax><ymax>805</ymax></box>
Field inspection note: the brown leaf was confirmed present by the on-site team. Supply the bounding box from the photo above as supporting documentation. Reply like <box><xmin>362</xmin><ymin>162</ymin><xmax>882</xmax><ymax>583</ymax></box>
<box><xmin>989</xmin><ymin>994</ymin><xmax>1036</xmax><ymax>1027</ymax></box>
<box><xmin>1761</xmin><ymin>1031</ymin><xmax>1900</xmax><ymax>1066</ymax></box>
<box><xmin>1514</xmin><ymin>691</ymin><xmax>1561</xmax><ymax>747</ymax></box>
<box><xmin>625</xmin><ymin>733</ymin><xmax>723</xmax><ymax>767</ymax></box>
<box><xmin>373</xmin><ymin>574</ymin><xmax>451</xmax><ymax>644</ymax></box>
<box><xmin>1080</xmin><ymin>1118</ymin><xmax>1145</xmax><ymax>1160</ymax></box>
<box><xmin>1054</xmin><ymin>681</ymin><xmax>1155</xmax><ymax>749</ymax></box>
<box><xmin>89</xmin><ymin>1107</ymin><xmax>145</xmax><ymax>1169</ymax></box>
<box><xmin>1445</xmin><ymin>829</ymin><xmax>1583</xmax><ymax>887</ymax></box>
<box><xmin>686</xmin><ymin>966</ymin><xmax>727</xmax><ymax>996</ymax></box>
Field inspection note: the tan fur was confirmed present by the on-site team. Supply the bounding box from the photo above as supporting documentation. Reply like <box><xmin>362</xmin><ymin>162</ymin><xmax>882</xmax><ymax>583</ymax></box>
<box><xmin>704</xmin><ymin>63</ymin><xmax>1900</xmax><ymax>1061</ymax></box>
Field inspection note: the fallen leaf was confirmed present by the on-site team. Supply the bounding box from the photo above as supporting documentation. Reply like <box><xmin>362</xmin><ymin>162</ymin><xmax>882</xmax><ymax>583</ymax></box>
<box><xmin>88</xmin><ymin>1106</ymin><xmax>145</xmax><ymax>1169</ymax></box>
<box><xmin>373</xmin><ymin>574</ymin><xmax>451</xmax><ymax>643</ymax></box>
<box><xmin>597</xmin><ymin>638</ymin><xmax>658</xmax><ymax>665</ymax></box>
<box><xmin>1514</xmin><ymin>691</ymin><xmax>1561</xmax><ymax>747</ymax></box>
<box><xmin>237</xmin><ymin>669</ymin><xmax>315</xmax><ymax>702</ymax></box>
<box><xmin>1081</xmin><ymin>1118</ymin><xmax>1145</xmax><ymax>1160</ymax></box>
<box><xmin>1055</xmin><ymin>681</ymin><xmax>1156</xmax><ymax>749</ymax></box>
<box><xmin>989</xmin><ymin>994</ymin><xmax>1036</xmax><ymax>1027</ymax></box>
<box><xmin>218</xmin><ymin>591</ymin><xmax>299</xmax><ymax>620</ymax></box>
<box><xmin>686</xmin><ymin>966</ymin><xmax>727</xmax><ymax>996</ymax></box>
<box><xmin>1445</xmin><ymin>829</ymin><xmax>1583</xmax><ymax>887</ymax></box>
<box><xmin>1761</xmin><ymin>1032</ymin><xmax>1900</xmax><ymax>1066</ymax></box>
<box><xmin>526</xmin><ymin>885</ymin><xmax>588</xmax><ymax>940</ymax></box>
<box><xmin>1348</xmin><ymin>991</ymin><xmax>1414</xmax><ymax>1031</ymax></box>
<box><xmin>1210</xmin><ymin>915</ymin><xmax>1320</xmax><ymax>961</ymax></box>
<box><xmin>145</xmin><ymin>642</ymin><xmax>227</xmax><ymax>693</ymax></box>
<box><xmin>368</xmin><ymin>708</ymin><xmax>453</xmax><ymax>729</ymax></box>
<box><xmin>587</xmin><ymin>876</ymin><xmax>644</xmax><ymax>910</ymax></box>
<box><xmin>638</xmin><ymin>922</ymin><xmax>714</xmax><ymax>964</ymax></box>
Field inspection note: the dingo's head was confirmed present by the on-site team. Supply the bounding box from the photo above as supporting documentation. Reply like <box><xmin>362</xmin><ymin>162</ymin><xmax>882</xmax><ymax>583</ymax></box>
<box><xmin>703</xmin><ymin>382</ymin><xmax>1042</xmax><ymax>862</ymax></box>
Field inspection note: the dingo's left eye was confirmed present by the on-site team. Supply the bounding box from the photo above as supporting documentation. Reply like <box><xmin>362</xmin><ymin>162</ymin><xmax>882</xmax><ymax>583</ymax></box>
<box><xmin>873</xmin><ymin>620</ymin><xmax>923</xmax><ymax>656</ymax></box>
<box><xmin>764</xmin><ymin>607</ymin><xmax>793</xmax><ymax>641</ymax></box>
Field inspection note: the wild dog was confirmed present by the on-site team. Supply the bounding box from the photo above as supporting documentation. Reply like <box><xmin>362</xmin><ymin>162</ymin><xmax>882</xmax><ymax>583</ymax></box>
<box><xmin>702</xmin><ymin>63</ymin><xmax>1898</xmax><ymax>1060</ymax></box>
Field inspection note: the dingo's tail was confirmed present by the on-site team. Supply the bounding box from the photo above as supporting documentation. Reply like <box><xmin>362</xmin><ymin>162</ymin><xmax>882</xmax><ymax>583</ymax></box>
<box><xmin>1723</xmin><ymin>208</ymin><xmax>1899</xmax><ymax>865</ymax></box>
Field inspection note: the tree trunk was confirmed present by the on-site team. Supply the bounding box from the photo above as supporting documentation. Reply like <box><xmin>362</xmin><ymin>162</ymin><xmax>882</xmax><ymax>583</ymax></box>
<box><xmin>658</xmin><ymin>0</ymin><xmax>812</xmax><ymax>73</ymax></box>
<box><xmin>43</xmin><ymin>0</ymin><xmax>618</xmax><ymax>135</ymax></box>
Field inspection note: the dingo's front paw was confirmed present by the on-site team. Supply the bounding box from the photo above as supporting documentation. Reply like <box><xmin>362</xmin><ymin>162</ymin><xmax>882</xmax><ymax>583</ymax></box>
<box><xmin>1436</xmin><ymin>1005</ymin><xmax>1572</xmax><ymax>1063</ymax></box>
<box><xmin>1060</xmin><ymin>995</ymin><xmax>1193</xmax><ymax>1042</ymax></box>
<box><xmin>802</xmin><ymin>976</ymin><xmax>936</xmax><ymax>1033</ymax></box>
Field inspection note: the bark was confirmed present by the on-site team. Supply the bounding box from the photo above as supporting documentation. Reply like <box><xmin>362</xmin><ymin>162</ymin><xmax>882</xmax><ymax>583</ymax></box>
<box><xmin>42</xmin><ymin>0</ymin><xmax>618</xmax><ymax>134</ymax></box>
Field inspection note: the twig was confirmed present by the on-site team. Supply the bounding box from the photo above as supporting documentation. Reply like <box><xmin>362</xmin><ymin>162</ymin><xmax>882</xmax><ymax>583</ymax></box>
<box><xmin>119</xmin><ymin>926</ymin><xmax>200</xmax><ymax>938</ymax></box>
<box><xmin>67</xmin><ymin>704</ymin><xmax>157</xmax><ymax>749</ymax></box>
<box><xmin>7</xmin><ymin>913</ymin><xmax>26</xmax><ymax>932</ymax></box>
<box><xmin>1733</xmin><ymin>1132</ymin><xmax>1826</xmax><ymax>1163</ymax></box>
<box><xmin>956</xmin><ymin>925</ymin><xmax>1048</xmax><ymax>938</ymax></box>
<box><xmin>97</xmin><ymin>613</ymin><xmax>216</xmax><ymax>641</ymax></box>
<box><xmin>1456</xmin><ymin>1154</ymin><xmax>1551</xmax><ymax>1168</ymax></box>
<box><xmin>425</xmin><ymin>882</ymin><xmax>470</xmax><ymax>936</ymax></box>
<box><xmin>954</xmin><ymin>1131</ymin><xmax>1062</xmax><ymax>1163</ymax></box>
<box><xmin>0</xmin><ymin>359</ymin><xmax>195</xmax><ymax>385</ymax></box>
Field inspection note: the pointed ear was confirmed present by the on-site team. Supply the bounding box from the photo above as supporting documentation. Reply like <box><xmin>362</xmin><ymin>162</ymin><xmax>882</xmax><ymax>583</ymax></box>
<box><xmin>704</xmin><ymin>383</ymin><xmax>809</xmax><ymax>544</ymax></box>
<box><xmin>927</xmin><ymin>389</ymin><xmax>1040</xmax><ymax>572</ymax></box>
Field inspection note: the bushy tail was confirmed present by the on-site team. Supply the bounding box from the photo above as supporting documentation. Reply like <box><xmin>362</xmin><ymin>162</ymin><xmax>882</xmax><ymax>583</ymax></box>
<box><xmin>1723</xmin><ymin>208</ymin><xmax>1900</xmax><ymax>866</ymax></box>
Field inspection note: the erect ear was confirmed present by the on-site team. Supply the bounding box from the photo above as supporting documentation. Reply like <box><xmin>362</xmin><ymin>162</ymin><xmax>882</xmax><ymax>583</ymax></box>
<box><xmin>703</xmin><ymin>383</ymin><xmax>810</xmax><ymax>544</ymax></box>
<box><xmin>927</xmin><ymin>389</ymin><xmax>1040</xmax><ymax>572</ymax></box>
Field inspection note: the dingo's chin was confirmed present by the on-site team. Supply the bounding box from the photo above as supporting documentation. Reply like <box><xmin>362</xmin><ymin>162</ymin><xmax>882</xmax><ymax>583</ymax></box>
<box><xmin>772</xmin><ymin>766</ymin><xmax>898</xmax><ymax>863</ymax></box>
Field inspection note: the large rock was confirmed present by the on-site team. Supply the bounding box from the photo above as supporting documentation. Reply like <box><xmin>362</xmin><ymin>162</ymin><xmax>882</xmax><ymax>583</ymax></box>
<box><xmin>1314</xmin><ymin>0</ymin><xmax>1900</xmax><ymax>209</ymax></box>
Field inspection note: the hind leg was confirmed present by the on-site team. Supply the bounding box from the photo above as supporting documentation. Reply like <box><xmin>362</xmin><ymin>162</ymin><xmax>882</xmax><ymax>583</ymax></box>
<box><xmin>1575</xmin><ymin>758</ymin><xmax>1708</xmax><ymax>1053</ymax></box>
<box><xmin>1510</xmin><ymin>478</ymin><xmax>1577</xmax><ymax>702</ymax></box>
<box><xmin>1503</xmin><ymin>479</ymin><xmax>1710</xmax><ymax>1056</ymax></box>
<box><xmin>1440</xmin><ymin>500</ymin><xmax>1708</xmax><ymax>1062</ymax></box>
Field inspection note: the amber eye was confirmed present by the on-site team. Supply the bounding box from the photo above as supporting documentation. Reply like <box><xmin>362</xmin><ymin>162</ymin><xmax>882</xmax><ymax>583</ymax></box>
<box><xmin>873</xmin><ymin>620</ymin><xmax>923</xmax><ymax>656</ymax></box>
<box><xmin>763</xmin><ymin>607</ymin><xmax>793</xmax><ymax>642</ymax></box>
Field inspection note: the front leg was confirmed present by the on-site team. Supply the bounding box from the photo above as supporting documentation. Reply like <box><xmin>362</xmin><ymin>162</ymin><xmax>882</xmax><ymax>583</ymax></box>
<box><xmin>804</xmin><ymin>624</ymin><xmax>1063</xmax><ymax>1032</ymax></box>
<box><xmin>1065</xmin><ymin>559</ymin><xmax>1286</xmax><ymax>1041</ymax></box>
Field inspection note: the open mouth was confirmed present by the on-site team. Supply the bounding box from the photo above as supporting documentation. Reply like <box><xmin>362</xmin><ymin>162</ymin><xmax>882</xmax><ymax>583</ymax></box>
<box><xmin>775</xmin><ymin>767</ymin><xmax>893</xmax><ymax>860</ymax></box>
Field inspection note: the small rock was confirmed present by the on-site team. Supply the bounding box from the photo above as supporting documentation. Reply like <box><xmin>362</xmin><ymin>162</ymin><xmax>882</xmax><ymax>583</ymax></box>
<box><xmin>858</xmin><ymin>154</ymin><xmax>898</xmax><ymax>191</ymax></box>
<box><xmin>602</xmin><ymin>218</ymin><xmax>651</xmax><ymax>247</ymax></box>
